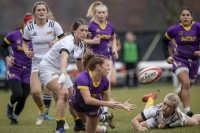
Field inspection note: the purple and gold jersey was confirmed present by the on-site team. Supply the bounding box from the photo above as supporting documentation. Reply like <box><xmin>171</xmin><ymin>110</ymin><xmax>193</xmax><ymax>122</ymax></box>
<box><xmin>88</xmin><ymin>21</ymin><xmax>115</xmax><ymax>58</ymax></box>
<box><xmin>72</xmin><ymin>71</ymin><xmax>109</xmax><ymax>104</ymax></box>
<box><xmin>4</xmin><ymin>29</ymin><xmax>32</xmax><ymax>67</ymax></box>
<box><xmin>165</xmin><ymin>22</ymin><xmax>200</xmax><ymax>60</ymax></box>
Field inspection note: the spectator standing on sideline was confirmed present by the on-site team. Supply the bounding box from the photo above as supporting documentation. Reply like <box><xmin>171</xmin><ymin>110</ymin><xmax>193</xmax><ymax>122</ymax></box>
<box><xmin>162</xmin><ymin>7</ymin><xmax>200</xmax><ymax>117</ymax></box>
<box><xmin>22</xmin><ymin>1</ymin><xmax>65</xmax><ymax>125</ymax></box>
<box><xmin>122</xmin><ymin>31</ymin><xmax>139</xmax><ymax>88</ymax></box>
<box><xmin>0</xmin><ymin>13</ymin><xmax>34</xmax><ymax>125</ymax></box>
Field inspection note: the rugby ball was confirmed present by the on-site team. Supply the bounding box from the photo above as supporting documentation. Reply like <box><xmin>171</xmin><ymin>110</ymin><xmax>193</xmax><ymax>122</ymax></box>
<box><xmin>138</xmin><ymin>66</ymin><xmax>162</xmax><ymax>84</ymax></box>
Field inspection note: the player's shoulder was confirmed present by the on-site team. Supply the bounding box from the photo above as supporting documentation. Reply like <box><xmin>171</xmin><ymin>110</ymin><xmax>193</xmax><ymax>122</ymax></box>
<box><xmin>24</xmin><ymin>21</ymin><xmax>35</xmax><ymax>31</ymax></box>
<box><xmin>47</xmin><ymin>19</ymin><xmax>59</xmax><ymax>28</ymax></box>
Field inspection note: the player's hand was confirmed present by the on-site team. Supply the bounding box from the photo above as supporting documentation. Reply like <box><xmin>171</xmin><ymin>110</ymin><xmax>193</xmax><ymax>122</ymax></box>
<box><xmin>112</xmin><ymin>50</ymin><xmax>118</xmax><ymax>59</ymax></box>
<box><xmin>194</xmin><ymin>51</ymin><xmax>200</xmax><ymax>57</ymax></box>
<box><xmin>136</xmin><ymin>126</ymin><xmax>148</xmax><ymax>132</ymax></box>
<box><xmin>5</xmin><ymin>56</ymin><xmax>14</xmax><ymax>67</ymax></box>
<box><xmin>58</xmin><ymin>73</ymin><xmax>66</xmax><ymax>84</ymax></box>
<box><xmin>166</xmin><ymin>56</ymin><xmax>174</xmax><ymax>64</ymax></box>
<box><xmin>49</xmin><ymin>40</ymin><xmax>57</xmax><ymax>48</ymax></box>
<box><xmin>92</xmin><ymin>35</ymin><xmax>101</xmax><ymax>44</ymax></box>
<box><xmin>24</xmin><ymin>49</ymin><xmax>34</xmax><ymax>58</ymax></box>
<box><xmin>158</xmin><ymin>121</ymin><xmax>167</xmax><ymax>129</ymax></box>
<box><xmin>115</xmin><ymin>99</ymin><xmax>137</xmax><ymax>111</ymax></box>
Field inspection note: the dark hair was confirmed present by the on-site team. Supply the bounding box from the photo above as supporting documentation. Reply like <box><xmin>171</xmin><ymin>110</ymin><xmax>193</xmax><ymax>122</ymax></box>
<box><xmin>179</xmin><ymin>7</ymin><xmax>193</xmax><ymax>16</ymax></box>
<box><xmin>71</xmin><ymin>18</ymin><xmax>88</xmax><ymax>32</ymax></box>
<box><xmin>16</xmin><ymin>12</ymin><xmax>33</xmax><ymax>29</ymax></box>
<box><xmin>83</xmin><ymin>54</ymin><xmax>108</xmax><ymax>71</ymax></box>
<box><xmin>32</xmin><ymin>1</ymin><xmax>49</xmax><ymax>15</ymax></box>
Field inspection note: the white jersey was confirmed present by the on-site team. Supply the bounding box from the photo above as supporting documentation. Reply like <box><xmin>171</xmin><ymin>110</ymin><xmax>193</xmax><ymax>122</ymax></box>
<box><xmin>23</xmin><ymin>19</ymin><xmax>64</xmax><ymax>57</ymax></box>
<box><xmin>142</xmin><ymin>104</ymin><xmax>187</xmax><ymax>128</ymax></box>
<box><xmin>41</xmin><ymin>34</ymin><xmax>85</xmax><ymax>70</ymax></box>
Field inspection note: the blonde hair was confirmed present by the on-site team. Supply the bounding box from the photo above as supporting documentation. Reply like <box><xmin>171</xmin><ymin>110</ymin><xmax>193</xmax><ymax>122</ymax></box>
<box><xmin>86</xmin><ymin>1</ymin><xmax>103</xmax><ymax>18</ymax></box>
<box><xmin>164</xmin><ymin>93</ymin><xmax>180</xmax><ymax>109</ymax></box>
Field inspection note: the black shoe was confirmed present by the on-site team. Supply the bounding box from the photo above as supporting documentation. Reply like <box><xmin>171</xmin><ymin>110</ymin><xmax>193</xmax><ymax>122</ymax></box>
<box><xmin>103</xmin><ymin>113</ymin><xmax>115</xmax><ymax>129</ymax></box>
<box><xmin>186</xmin><ymin>111</ymin><xmax>193</xmax><ymax>117</ymax></box>
<box><xmin>11</xmin><ymin>118</ymin><xmax>19</xmax><ymax>125</ymax></box>
<box><xmin>7</xmin><ymin>103</ymin><xmax>13</xmax><ymax>119</ymax></box>
<box><xmin>74</xmin><ymin>119</ymin><xmax>85</xmax><ymax>132</ymax></box>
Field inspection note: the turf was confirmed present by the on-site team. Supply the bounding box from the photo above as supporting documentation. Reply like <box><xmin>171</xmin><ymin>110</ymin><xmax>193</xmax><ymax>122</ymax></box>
<box><xmin>0</xmin><ymin>82</ymin><xmax>200</xmax><ymax>133</ymax></box>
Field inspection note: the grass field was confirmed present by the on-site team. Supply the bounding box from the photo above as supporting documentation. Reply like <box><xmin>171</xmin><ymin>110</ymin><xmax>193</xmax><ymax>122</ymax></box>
<box><xmin>0</xmin><ymin>82</ymin><xmax>200</xmax><ymax>133</ymax></box>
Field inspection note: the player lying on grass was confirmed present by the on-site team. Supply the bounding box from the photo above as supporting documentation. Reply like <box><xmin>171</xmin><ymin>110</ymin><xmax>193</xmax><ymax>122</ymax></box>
<box><xmin>131</xmin><ymin>93</ymin><xmax>200</xmax><ymax>132</ymax></box>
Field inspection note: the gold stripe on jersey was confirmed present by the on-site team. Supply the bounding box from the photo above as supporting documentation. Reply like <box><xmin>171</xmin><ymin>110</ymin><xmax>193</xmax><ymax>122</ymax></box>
<box><xmin>78</xmin><ymin>86</ymin><xmax>89</xmax><ymax>90</ymax></box>
<box><xmin>165</xmin><ymin>33</ymin><xmax>172</xmax><ymax>40</ymax></box>
<box><xmin>4</xmin><ymin>37</ymin><xmax>11</xmax><ymax>45</ymax></box>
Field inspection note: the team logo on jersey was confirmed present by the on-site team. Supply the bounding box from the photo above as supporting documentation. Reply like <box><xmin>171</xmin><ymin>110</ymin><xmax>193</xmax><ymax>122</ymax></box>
<box><xmin>16</xmin><ymin>39</ymin><xmax>21</xmax><ymax>44</ymax></box>
<box><xmin>31</xmin><ymin>32</ymin><xmax>37</xmax><ymax>36</ymax></box>
<box><xmin>46</xmin><ymin>31</ymin><xmax>54</xmax><ymax>35</ymax></box>
<box><xmin>178</xmin><ymin>31</ymin><xmax>183</xmax><ymax>36</ymax></box>
<box><xmin>96</xmin><ymin>28</ymin><xmax>100</xmax><ymax>33</ymax></box>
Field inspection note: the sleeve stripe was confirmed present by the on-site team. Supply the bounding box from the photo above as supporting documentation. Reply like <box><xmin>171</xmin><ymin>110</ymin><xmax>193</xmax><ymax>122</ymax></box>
<box><xmin>57</xmin><ymin>33</ymin><xmax>65</xmax><ymax>39</ymax></box>
<box><xmin>103</xmin><ymin>90</ymin><xmax>109</xmax><ymax>94</ymax></box>
<box><xmin>4</xmin><ymin>38</ymin><xmax>11</xmax><ymax>45</ymax></box>
<box><xmin>77</xmin><ymin>86</ymin><xmax>89</xmax><ymax>90</ymax></box>
<box><xmin>60</xmin><ymin>48</ymin><xmax>70</xmax><ymax>55</ymax></box>
<box><xmin>141</xmin><ymin>112</ymin><xmax>147</xmax><ymax>121</ymax></box>
<box><xmin>165</xmin><ymin>33</ymin><xmax>172</xmax><ymax>40</ymax></box>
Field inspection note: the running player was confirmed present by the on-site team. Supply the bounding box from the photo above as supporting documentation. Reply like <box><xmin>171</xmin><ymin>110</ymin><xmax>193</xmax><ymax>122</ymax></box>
<box><xmin>162</xmin><ymin>7</ymin><xmax>200</xmax><ymax>117</ymax></box>
<box><xmin>0</xmin><ymin>13</ymin><xmax>34</xmax><ymax>125</ymax></box>
<box><xmin>22</xmin><ymin>1</ymin><xmax>65</xmax><ymax>125</ymax></box>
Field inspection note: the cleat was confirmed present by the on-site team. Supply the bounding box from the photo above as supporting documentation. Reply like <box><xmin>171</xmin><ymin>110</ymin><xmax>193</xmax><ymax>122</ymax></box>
<box><xmin>74</xmin><ymin>119</ymin><xmax>85</xmax><ymax>132</ymax></box>
<box><xmin>36</xmin><ymin>112</ymin><xmax>45</xmax><ymax>126</ymax></box>
<box><xmin>64</xmin><ymin>120</ymin><xmax>69</xmax><ymax>130</ymax></box>
<box><xmin>55</xmin><ymin>128</ymin><xmax>65</xmax><ymax>133</ymax></box>
<box><xmin>7</xmin><ymin>103</ymin><xmax>13</xmax><ymax>119</ymax></box>
<box><xmin>44</xmin><ymin>115</ymin><xmax>55</xmax><ymax>121</ymax></box>
<box><xmin>186</xmin><ymin>111</ymin><xmax>193</xmax><ymax>117</ymax></box>
<box><xmin>11</xmin><ymin>118</ymin><xmax>19</xmax><ymax>125</ymax></box>
<box><xmin>142</xmin><ymin>93</ymin><xmax>157</xmax><ymax>102</ymax></box>
<box><xmin>103</xmin><ymin>113</ymin><xmax>115</xmax><ymax>129</ymax></box>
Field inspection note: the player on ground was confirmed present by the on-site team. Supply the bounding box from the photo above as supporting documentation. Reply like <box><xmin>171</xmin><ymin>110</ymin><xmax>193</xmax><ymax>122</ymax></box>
<box><xmin>0</xmin><ymin>13</ymin><xmax>34</xmax><ymax>125</ymax></box>
<box><xmin>131</xmin><ymin>93</ymin><xmax>200</xmax><ymax>132</ymax></box>
<box><xmin>162</xmin><ymin>7</ymin><xmax>200</xmax><ymax>117</ymax></box>
<box><xmin>22</xmin><ymin>1</ymin><xmax>65</xmax><ymax>125</ymax></box>
<box><xmin>69</xmin><ymin>53</ymin><xmax>136</xmax><ymax>133</ymax></box>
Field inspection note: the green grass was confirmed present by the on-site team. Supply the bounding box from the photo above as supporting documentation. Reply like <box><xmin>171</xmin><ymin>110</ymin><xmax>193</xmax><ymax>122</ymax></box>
<box><xmin>0</xmin><ymin>82</ymin><xmax>200</xmax><ymax>133</ymax></box>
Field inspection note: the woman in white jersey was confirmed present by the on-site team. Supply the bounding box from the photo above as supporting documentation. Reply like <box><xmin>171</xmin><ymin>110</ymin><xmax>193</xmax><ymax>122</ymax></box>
<box><xmin>131</xmin><ymin>93</ymin><xmax>200</xmax><ymax>132</ymax></box>
<box><xmin>38</xmin><ymin>18</ymin><xmax>87</xmax><ymax>133</ymax></box>
<box><xmin>22</xmin><ymin>1</ymin><xmax>65</xmax><ymax>125</ymax></box>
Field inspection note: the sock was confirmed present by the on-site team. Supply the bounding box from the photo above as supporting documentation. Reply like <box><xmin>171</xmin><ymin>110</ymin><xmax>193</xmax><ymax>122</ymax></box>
<box><xmin>144</xmin><ymin>97</ymin><xmax>154</xmax><ymax>110</ymax></box>
<box><xmin>103</xmin><ymin>106</ymin><xmax>108</xmax><ymax>113</ymax></box>
<box><xmin>9</xmin><ymin>101</ymin><xmax>14</xmax><ymax>107</ymax></box>
<box><xmin>56</xmin><ymin>119</ymin><xmax>65</xmax><ymax>130</ymax></box>
<box><xmin>39</xmin><ymin>105</ymin><xmax>46</xmax><ymax>113</ymax></box>
<box><xmin>184</xmin><ymin>107</ymin><xmax>190</xmax><ymax>113</ymax></box>
<box><xmin>102</xmin><ymin>126</ymin><xmax>107</xmax><ymax>133</ymax></box>
<box><xmin>13</xmin><ymin>113</ymin><xmax>18</xmax><ymax>119</ymax></box>
<box><xmin>43</xmin><ymin>94</ymin><xmax>52</xmax><ymax>114</ymax></box>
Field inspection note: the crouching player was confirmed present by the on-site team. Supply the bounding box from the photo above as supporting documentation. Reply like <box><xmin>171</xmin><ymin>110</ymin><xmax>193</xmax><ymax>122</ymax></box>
<box><xmin>69</xmin><ymin>54</ymin><xmax>136</xmax><ymax>133</ymax></box>
<box><xmin>131</xmin><ymin>93</ymin><xmax>200</xmax><ymax>132</ymax></box>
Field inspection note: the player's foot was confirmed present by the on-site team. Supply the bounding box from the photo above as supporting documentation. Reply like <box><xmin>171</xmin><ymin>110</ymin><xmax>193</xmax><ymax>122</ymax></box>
<box><xmin>142</xmin><ymin>93</ymin><xmax>157</xmax><ymax>102</ymax></box>
<box><xmin>55</xmin><ymin>128</ymin><xmax>65</xmax><ymax>133</ymax></box>
<box><xmin>74</xmin><ymin>119</ymin><xmax>85</xmax><ymax>132</ymax></box>
<box><xmin>7</xmin><ymin>103</ymin><xmax>13</xmax><ymax>119</ymax></box>
<box><xmin>36</xmin><ymin>112</ymin><xmax>45</xmax><ymax>126</ymax></box>
<box><xmin>44</xmin><ymin>114</ymin><xmax>55</xmax><ymax>121</ymax></box>
<box><xmin>64</xmin><ymin>120</ymin><xmax>69</xmax><ymax>130</ymax></box>
<box><xmin>11</xmin><ymin>118</ymin><xmax>19</xmax><ymax>125</ymax></box>
<box><xmin>103</xmin><ymin>113</ymin><xmax>115</xmax><ymax>129</ymax></box>
<box><xmin>186</xmin><ymin>111</ymin><xmax>193</xmax><ymax>117</ymax></box>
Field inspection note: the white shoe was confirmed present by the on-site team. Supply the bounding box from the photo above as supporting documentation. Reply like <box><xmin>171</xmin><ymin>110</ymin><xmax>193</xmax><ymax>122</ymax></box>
<box><xmin>64</xmin><ymin>120</ymin><xmax>70</xmax><ymax>130</ymax></box>
<box><xmin>36</xmin><ymin>112</ymin><xmax>45</xmax><ymax>126</ymax></box>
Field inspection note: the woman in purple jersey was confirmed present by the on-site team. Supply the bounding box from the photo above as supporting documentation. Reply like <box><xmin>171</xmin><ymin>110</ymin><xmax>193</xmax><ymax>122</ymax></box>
<box><xmin>162</xmin><ymin>7</ymin><xmax>200</xmax><ymax>117</ymax></box>
<box><xmin>0</xmin><ymin>13</ymin><xmax>34</xmax><ymax>125</ymax></box>
<box><xmin>69</xmin><ymin>54</ymin><xmax>136</xmax><ymax>133</ymax></box>
<box><xmin>85</xmin><ymin>0</ymin><xmax>118</xmax><ymax>118</ymax></box>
